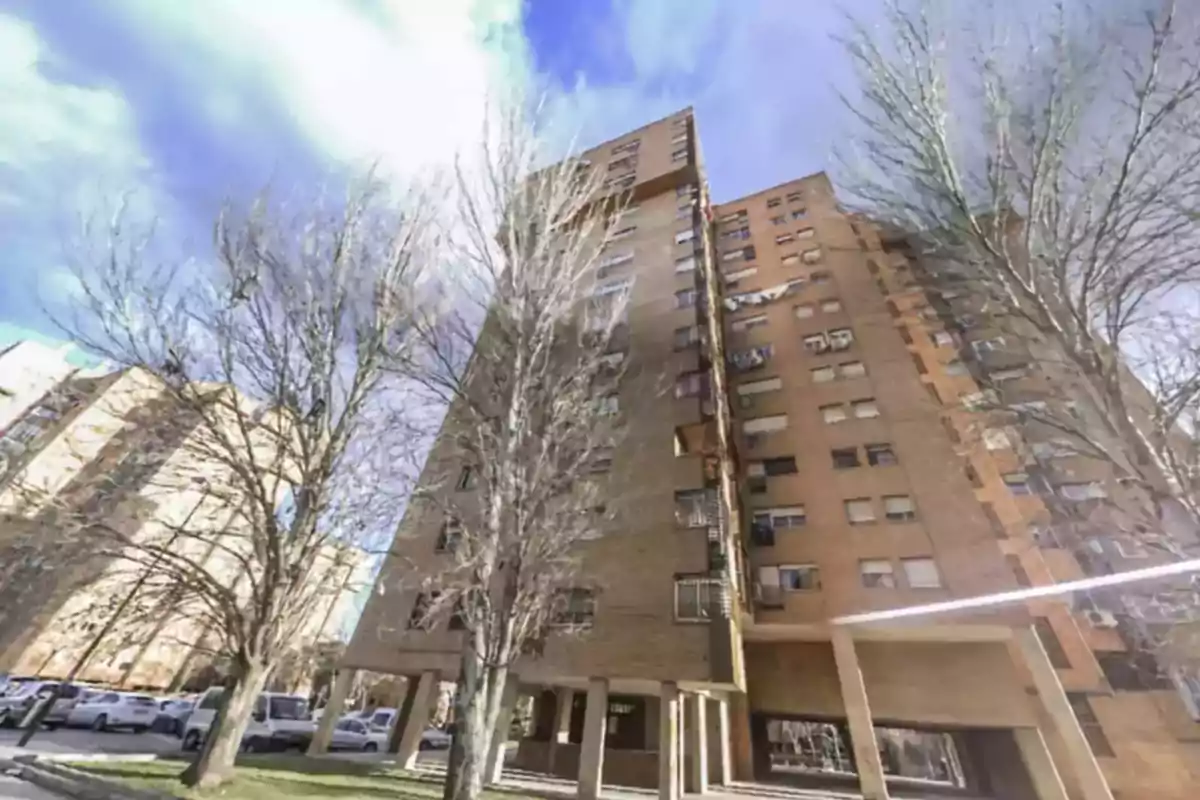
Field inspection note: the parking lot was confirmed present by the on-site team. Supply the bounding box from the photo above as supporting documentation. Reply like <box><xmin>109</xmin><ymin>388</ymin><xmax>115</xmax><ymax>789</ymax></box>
<box><xmin>0</xmin><ymin>727</ymin><xmax>182</xmax><ymax>761</ymax></box>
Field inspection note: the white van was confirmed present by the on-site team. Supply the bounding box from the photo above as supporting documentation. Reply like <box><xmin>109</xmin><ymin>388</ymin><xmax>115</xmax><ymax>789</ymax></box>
<box><xmin>182</xmin><ymin>688</ymin><xmax>314</xmax><ymax>753</ymax></box>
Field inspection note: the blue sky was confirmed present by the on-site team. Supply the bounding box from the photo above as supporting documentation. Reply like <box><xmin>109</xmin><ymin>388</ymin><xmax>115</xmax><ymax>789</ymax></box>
<box><xmin>0</xmin><ymin>0</ymin><xmax>867</xmax><ymax>348</ymax></box>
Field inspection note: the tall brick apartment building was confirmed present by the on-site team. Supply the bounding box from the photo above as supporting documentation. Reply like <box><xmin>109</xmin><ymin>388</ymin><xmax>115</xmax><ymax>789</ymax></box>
<box><xmin>335</xmin><ymin>110</ymin><xmax>1200</xmax><ymax>800</ymax></box>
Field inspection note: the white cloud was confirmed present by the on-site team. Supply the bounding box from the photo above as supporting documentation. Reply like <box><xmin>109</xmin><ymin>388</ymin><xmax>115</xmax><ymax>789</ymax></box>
<box><xmin>0</xmin><ymin>14</ymin><xmax>151</xmax><ymax>206</ymax></box>
<box><xmin>0</xmin><ymin>13</ymin><xmax>169</xmax><ymax>316</ymax></box>
<box><xmin>107</xmin><ymin>0</ymin><xmax>530</xmax><ymax>180</ymax></box>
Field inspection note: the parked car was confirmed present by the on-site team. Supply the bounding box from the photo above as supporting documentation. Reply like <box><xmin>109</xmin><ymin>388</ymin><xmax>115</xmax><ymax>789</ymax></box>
<box><xmin>0</xmin><ymin>674</ymin><xmax>35</xmax><ymax>697</ymax></box>
<box><xmin>420</xmin><ymin>727</ymin><xmax>452</xmax><ymax>750</ymax></box>
<box><xmin>182</xmin><ymin>688</ymin><xmax>314</xmax><ymax>753</ymax></box>
<box><xmin>329</xmin><ymin>718</ymin><xmax>382</xmax><ymax>752</ymax></box>
<box><xmin>365</xmin><ymin>707</ymin><xmax>396</xmax><ymax>732</ymax></box>
<box><xmin>152</xmin><ymin>698</ymin><xmax>194</xmax><ymax>736</ymax></box>
<box><xmin>65</xmin><ymin>692</ymin><xmax>159</xmax><ymax>732</ymax></box>
<box><xmin>0</xmin><ymin>681</ymin><xmax>86</xmax><ymax>728</ymax></box>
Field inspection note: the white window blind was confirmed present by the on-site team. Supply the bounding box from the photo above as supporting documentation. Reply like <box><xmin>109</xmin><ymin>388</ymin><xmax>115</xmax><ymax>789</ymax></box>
<box><xmin>744</xmin><ymin>415</ymin><xmax>788</xmax><ymax>434</ymax></box>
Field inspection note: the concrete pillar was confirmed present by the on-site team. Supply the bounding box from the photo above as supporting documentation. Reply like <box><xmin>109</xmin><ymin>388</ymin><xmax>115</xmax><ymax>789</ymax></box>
<box><xmin>713</xmin><ymin>697</ymin><xmax>733</xmax><ymax>786</ymax></box>
<box><xmin>685</xmin><ymin>693</ymin><xmax>709</xmax><ymax>794</ymax></box>
<box><xmin>486</xmin><ymin>677</ymin><xmax>520</xmax><ymax>785</ymax></box>
<box><xmin>307</xmin><ymin>668</ymin><xmax>356</xmax><ymax>756</ymax></box>
<box><xmin>577</xmin><ymin>678</ymin><xmax>609</xmax><ymax>800</ymax></box>
<box><xmin>396</xmin><ymin>671</ymin><xmax>439</xmax><ymax>769</ymax></box>
<box><xmin>1014</xmin><ymin>628</ymin><xmax>1114</xmax><ymax>800</ymax></box>
<box><xmin>548</xmin><ymin>687</ymin><xmax>574</xmax><ymax>773</ymax></box>
<box><xmin>728</xmin><ymin>691</ymin><xmax>755</xmax><ymax>781</ymax></box>
<box><xmin>1015</xmin><ymin>727</ymin><xmax>1070</xmax><ymax>800</ymax></box>
<box><xmin>831</xmin><ymin>628</ymin><xmax>889</xmax><ymax>800</ymax></box>
<box><xmin>659</xmin><ymin>682</ymin><xmax>681</xmax><ymax>800</ymax></box>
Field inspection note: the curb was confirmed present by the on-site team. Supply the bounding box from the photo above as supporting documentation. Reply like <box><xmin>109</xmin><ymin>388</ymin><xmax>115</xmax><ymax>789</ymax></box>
<box><xmin>0</xmin><ymin>756</ymin><xmax>179</xmax><ymax>800</ymax></box>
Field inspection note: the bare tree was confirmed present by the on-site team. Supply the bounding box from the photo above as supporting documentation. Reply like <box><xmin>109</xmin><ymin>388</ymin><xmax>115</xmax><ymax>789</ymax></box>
<box><xmin>399</xmin><ymin>110</ymin><xmax>634</xmax><ymax>800</ymax></box>
<box><xmin>839</xmin><ymin>0</ymin><xmax>1200</xmax><ymax>684</ymax></box>
<box><xmin>840</xmin><ymin>0</ymin><xmax>1200</xmax><ymax>538</ymax></box>
<box><xmin>1</xmin><ymin>176</ymin><xmax>432</xmax><ymax>787</ymax></box>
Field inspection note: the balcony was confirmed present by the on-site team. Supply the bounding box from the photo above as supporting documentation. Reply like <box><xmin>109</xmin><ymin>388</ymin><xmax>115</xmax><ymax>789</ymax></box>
<box><xmin>754</xmin><ymin>582</ymin><xmax>785</xmax><ymax>609</ymax></box>
<box><xmin>674</xmin><ymin>489</ymin><xmax>718</xmax><ymax>528</ymax></box>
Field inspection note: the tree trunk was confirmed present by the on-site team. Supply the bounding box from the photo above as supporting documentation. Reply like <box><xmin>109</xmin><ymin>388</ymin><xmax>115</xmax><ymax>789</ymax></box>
<box><xmin>442</xmin><ymin>644</ymin><xmax>509</xmax><ymax>800</ymax></box>
<box><xmin>180</xmin><ymin>657</ymin><xmax>271</xmax><ymax>789</ymax></box>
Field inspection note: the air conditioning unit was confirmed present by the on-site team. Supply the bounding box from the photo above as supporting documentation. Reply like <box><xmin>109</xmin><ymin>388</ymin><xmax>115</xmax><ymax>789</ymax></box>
<box><xmin>1085</xmin><ymin>609</ymin><xmax>1119</xmax><ymax>628</ymax></box>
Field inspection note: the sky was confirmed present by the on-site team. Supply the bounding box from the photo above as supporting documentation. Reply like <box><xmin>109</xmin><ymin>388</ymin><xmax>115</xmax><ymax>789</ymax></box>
<box><xmin>0</xmin><ymin>0</ymin><xmax>871</xmax><ymax>349</ymax></box>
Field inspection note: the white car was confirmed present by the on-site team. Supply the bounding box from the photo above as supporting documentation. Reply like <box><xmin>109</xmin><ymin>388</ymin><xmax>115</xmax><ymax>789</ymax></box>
<box><xmin>330</xmin><ymin>718</ymin><xmax>382</xmax><ymax>752</ymax></box>
<box><xmin>183</xmin><ymin>688</ymin><xmax>314</xmax><ymax>753</ymax></box>
<box><xmin>420</xmin><ymin>727</ymin><xmax>452</xmax><ymax>750</ymax></box>
<box><xmin>66</xmin><ymin>691</ymin><xmax>159</xmax><ymax>732</ymax></box>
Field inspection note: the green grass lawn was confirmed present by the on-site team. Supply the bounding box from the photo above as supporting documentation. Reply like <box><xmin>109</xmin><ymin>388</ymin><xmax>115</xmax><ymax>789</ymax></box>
<box><xmin>67</xmin><ymin>757</ymin><xmax>518</xmax><ymax>800</ymax></box>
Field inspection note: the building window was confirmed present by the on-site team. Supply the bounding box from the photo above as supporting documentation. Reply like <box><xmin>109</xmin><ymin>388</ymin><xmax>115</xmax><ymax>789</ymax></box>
<box><xmin>676</xmin><ymin>288</ymin><xmax>697</xmax><ymax>308</ymax></box>
<box><xmin>851</xmin><ymin>398</ymin><xmax>880</xmax><ymax>419</ymax></box>
<box><xmin>1066</xmin><ymin>693</ymin><xmax>1115</xmax><ymax>757</ymax></box>
<box><xmin>674</xmin><ymin>326</ymin><xmax>700</xmax><ymax>350</ymax></box>
<box><xmin>761</xmin><ymin>456</ymin><xmax>798</xmax><ymax>476</ymax></box>
<box><xmin>865</xmin><ymin>443</ymin><xmax>897</xmax><ymax>466</ymax></box>
<box><xmin>983</xmin><ymin>428</ymin><xmax>1011</xmax><ymax>451</ymax></box>
<box><xmin>724</xmin><ymin>266</ymin><xmax>759</xmax><ymax>287</ymax></box>
<box><xmin>553</xmin><ymin>588</ymin><xmax>597</xmax><ymax>627</ymax></box>
<box><xmin>674</xmin><ymin>255</ymin><xmax>697</xmax><ymax>273</ymax></box>
<box><xmin>612</xmin><ymin>139</ymin><xmax>640</xmax><ymax>155</ymax></box>
<box><xmin>884</xmin><ymin>495</ymin><xmax>917</xmax><ymax>521</ymax></box>
<box><xmin>675</xmin><ymin>578</ymin><xmax>721</xmax><ymax>621</ymax></box>
<box><xmin>744</xmin><ymin>415</ymin><xmax>788</xmax><ymax>437</ymax></box>
<box><xmin>408</xmin><ymin>592</ymin><xmax>437</xmax><ymax>630</ymax></box>
<box><xmin>794</xmin><ymin>303</ymin><xmax>815</xmax><ymax>319</ymax></box>
<box><xmin>671</xmin><ymin>148</ymin><xmax>689</xmax><ymax>162</ymax></box>
<box><xmin>674</xmin><ymin>228</ymin><xmax>695</xmax><ymax>244</ymax></box>
<box><xmin>1035</xmin><ymin>618</ymin><xmax>1072</xmax><ymax>669</ymax></box>
<box><xmin>829</xmin><ymin>328</ymin><xmax>855</xmax><ymax>350</ymax></box>
<box><xmin>767</xmin><ymin>197</ymin><xmax>781</xmax><ymax>208</ymax></box>
<box><xmin>674</xmin><ymin>489</ymin><xmax>713</xmax><ymax>528</ymax></box>
<box><xmin>901</xmin><ymin>558</ymin><xmax>941</xmax><ymax>588</ymax></box>
<box><xmin>796</xmin><ymin>227</ymin><xmax>816</xmax><ymax>240</ymax></box>
<box><xmin>738</xmin><ymin>377</ymin><xmax>783</xmax><ymax>398</ymax></box>
<box><xmin>839</xmin><ymin>361</ymin><xmax>867</xmax><ymax>379</ymax></box>
<box><xmin>943</xmin><ymin>360</ymin><xmax>968</xmax><ymax>376</ymax></box>
<box><xmin>776</xmin><ymin>564</ymin><xmax>820</xmax><ymax>591</ymax></box>
<box><xmin>611</xmin><ymin>226</ymin><xmax>637</xmax><ymax>241</ymax></box>
<box><xmin>755</xmin><ymin>506</ymin><xmax>807</xmax><ymax>530</ymax></box>
<box><xmin>593</xmin><ymin>394</ymin><xmax>619</xmax><ymax>415</ymax></box>
<box><xmin>592</xmin><ymin>276</ymin><xmax>635</xmax><ymax>298</ymax></box>
<box><xmin>717</xmin><ymin>209</ymin><xmax>745</xmax><ymax>223</ymax></box>
<box><xmin>803</xmin><ymin>333</ymin><xmax>830</xmax><ymax>354</ymax></box>
<box><xmin>860</xmin><ymin>559</ymin><xmax>896</xmax><ymax>588</ymax></box>
<box><xmin>675</xmin><ymin>371</ymin><xmax>707</xmax><ymax>399</ymax></box>
<box><xmin>782</xmin><ymin>253</ymin><xmax>801</xmax><ymax>267</ymax></box>
<box><xmin>1004</xmin><ymin>473</ymin><xmax>1032</xmax><ymax>495</ymax></box>
<box><xmin>821</xmin><ymin>404</ymin><xmax>848</xmax><ymax>424</ymax></box>
<box><xmin>589</xmin><ymin>447</ymin><xmax>614</xmax><ymax>473</ymax></box>
<box><xmin>831</xmin><ymin>447</ymin><xmax>860</xmax><ymax>469</ymax></box>
<box><xmin>731</xmin><ymin>313</ymin><xmax>769</xmax><ymax>333</ymax></box>
<box><xmin>435</xmin><ymin>519</ymin><xmax>463</xmax><ymax>553</ymax></box>
<box><xmin>803</xmin><ymin>249</ymin><xmax>823</xmax><ymax>265</ymax></box>
<box><xmin>776</xmin><ymin>233</ymin><xmax>794</xmax><ymax>245</ymax></box>
<box><xmin>820</xmin><ymin>298</ymin><xmax>842</xmax><ymax>313</ymax></box>
<box><xmin>730</xmin><ymin>345</ymin><xmax>773</xmax><ymax>372</ymax></box>
<box><xmin>597</xmin><ymin>252</ymin><xmax>634</xmax><ymax>276</ymax></box>
<box><xmin>791</xmin><ymin>208</ymin><xmax>807</xmax><ymax>220</ymax></box>
<box><xmin>810</xmin><ymin>269</ymin><xmax>831</xmax><ymax>284</ymax></box>
<box><xmin>933</xmin><ymin>331</ymin><xmax>955</xmax><ymax>347</ymax></box>
<box><xmin>456</xmin><ymin>466</ymin><xmax>476</xmax><ymax>490</ymax></box>
<box><xmin>770</xmin><ymin>215</ymin><xmax>786</xmax><ymax>226</ymax></box>
<box><xmin>811</xmin><ymin>366</ymin><xmax>835</xmax><ymax>383</ymax></box>
<box><xmin>1007</xmin><ymin>554</ymin><xmax>1031</xmax><ymax>587</ymax></box>
<box><xmin>845</xmin><ymin>498</ymin><xmax>876</xmax><ymax>524</ymax></box>
<box><xmin>721</xmin><ymin>226</ymin><xmax>751</xmax><ymax>241</ymax></box>
<box><xmin>1060</xmin><ymin>482</ymin><xmax>1107</xmax><ymax>501</ymax></box>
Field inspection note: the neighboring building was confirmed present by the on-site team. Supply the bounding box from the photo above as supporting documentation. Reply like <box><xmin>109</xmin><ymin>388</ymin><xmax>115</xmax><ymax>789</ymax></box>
<box><xmin>335</xmin><ymin>111</ymin><xmax>1200</xmax><ymax>800</ymax></box>
<box><xmin>0</xmin><ymin>358</ymin><xmax>366</xmax><ymax>692</ymax></box>
<box><xmin>0</xmin><ymin>340</ymin><xmax>85</xmax><ymax>471</ymax></box>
